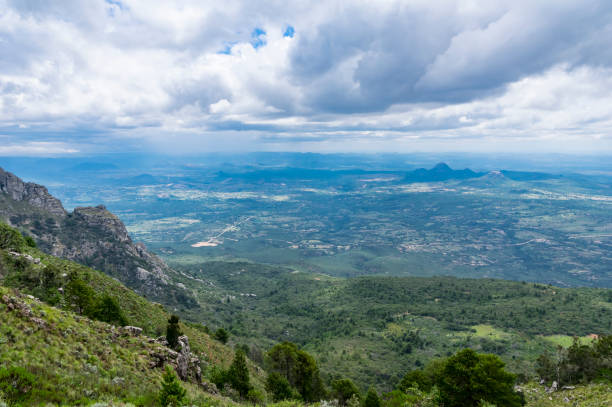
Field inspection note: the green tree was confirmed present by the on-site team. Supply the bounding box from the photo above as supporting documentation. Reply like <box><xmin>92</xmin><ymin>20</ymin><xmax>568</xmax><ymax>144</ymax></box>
<box><xmin>437</xmin><ymin>349</ymin><xmax>524</xmax><ymax>407</ymax></box>
<box><xmin>91</xmin><ymin>295</ymin><xmax>128</xmax><ymax>326</ymax></box>
<box><xmin>166</xmin><ymin>315</ymin><xmax>182</xmax><ymax>349</ymax></box>
<box><xmin>398</xmin><ymin>369</ymin><xmax>433</xmax><ymax>393</ymax></box>
<box><xmin>65</xmin><ymin>277</ymin><xmax>95</xmax><ymax>315</ymax></box>
<box><xmin>331</xmin><ymin>378</ymin><xmax>360</xmax><ymax>405</ymax></box>
<box><xmin>266</xmin><ymin>342</ymin><xmax>326</xmax><ymax>402</ymax></box>
<box><xmin>265</xmin><ymin>372</ymin><xmax>298</xmax><ymax>401</ymax></box>
<box><xmin>226</xmin><ymin>349</ymin><xmax>251</xmax><ymax>398</ymax></box>
<box><xmin>364</xmin><ymin>387</ymin><xmax>381</xmax><ymax>407</ymax></box>
<box><xmin>159</xmin><ymin>365</ymin><xmax>186</xmax><ymax>407</ymax></box>
<box><xmin>214</xmin><ymin>327</ymin><xmax>229</xmax><ymax>344</ymax></box>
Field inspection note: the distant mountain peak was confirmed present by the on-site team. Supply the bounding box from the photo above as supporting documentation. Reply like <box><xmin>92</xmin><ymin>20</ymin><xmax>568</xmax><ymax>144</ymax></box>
<box><xmin>432</xmin><ymin>162</ymin><xmax>452</xmax><ymax>172</ymax></box>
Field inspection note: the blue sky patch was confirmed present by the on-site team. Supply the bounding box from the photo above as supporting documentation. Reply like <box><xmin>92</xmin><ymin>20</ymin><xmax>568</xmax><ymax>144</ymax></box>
<box><xmin>251</xmin><ymin>28</ymin><xmax>267</xmax><ymax>49</ymax></box>
<box><xmin>283</xmin><ymin>26</ymin><xmax>295</xmax><ymax>38</ymax></box>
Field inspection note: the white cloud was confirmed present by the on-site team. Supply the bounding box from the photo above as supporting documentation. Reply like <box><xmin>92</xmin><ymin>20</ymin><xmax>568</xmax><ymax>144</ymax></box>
<box><xmin>0</xmin><ymin>141</ymin><xmax>79</xmax><ymax>155</ymax></box>
<box><xmin>0</xmin><ymin>0</ymin><xmax>611</xmax><ymax>154</ymax></box>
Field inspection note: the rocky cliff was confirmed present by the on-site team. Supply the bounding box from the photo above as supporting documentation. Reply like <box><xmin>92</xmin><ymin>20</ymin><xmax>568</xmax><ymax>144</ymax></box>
<box><xmin>0</xmin><ymin>167</ymin><xmax>196</xmax><ymax>308</ymax></box>
<box><xmin>0</xmin><ymin>168</ymin><xmax>66</xmax><ymax>216</ymax></box>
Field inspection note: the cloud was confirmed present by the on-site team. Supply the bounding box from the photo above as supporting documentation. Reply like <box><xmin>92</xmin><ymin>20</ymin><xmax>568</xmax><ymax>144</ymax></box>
<box><xmin>0</xmin><ymin>141</ymin><xmax>79</xmax><ymax>155</ymax></box>
<box><xmin>0</xmin><ymin>0</ymin><xmax>611</xmax><ymax>154</ymax></box>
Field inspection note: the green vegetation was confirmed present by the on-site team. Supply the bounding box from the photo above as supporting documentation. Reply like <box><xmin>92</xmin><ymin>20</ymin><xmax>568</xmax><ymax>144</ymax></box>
<box><xmin>159</xmin><ymin>366</ymin><xmax>187</xmax><ymax>407</ymax></box>
<box><xmin>364</xmin><ymin>387</ymin><xmax>381</xmax><ymax>407</ymax></box>
<box><xmin>166</xmin><ymin>315</ymin><xmax>182</xmax><ymax>349</ymax></box>
<box><xmin>169</xmin><ymin>260</ymin><xmax>611</xmax><ymax>390</ymax></box>
<box><xmin>536</xmin><ymin>335</ymin><xmax>612</xmax><ymax>385</ymax></box>
<box><xmin>331</xmin><ymin>378</ymin><xmax>360</xmax><ymax>405</ymax></box>
<box><xmin>0</xmin><ymin>222</ymin><xmax>260</xmax><ymax>405</ymax></box>
<box><xmin>226</xmin><ymin>349</ymin><xmax>252</xmax><ymax>398</ymax></box>
<box><xmin>436</xmin><ymin>349</ymin><xmax>524</xmax><ymax>407</ymax></box>
<box><xmin>266</xmin><ymin>342</ymin><xmax>327</xmax><ymax>402</ymax></box>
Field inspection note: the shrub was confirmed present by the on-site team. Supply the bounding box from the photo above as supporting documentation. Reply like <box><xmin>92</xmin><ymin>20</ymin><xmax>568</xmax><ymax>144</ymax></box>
<box><xmin>159</xmin><ymin>365</ymin><xmax>186</xmax><ymax>407</ymax></box>
<box><xmin>91</xmin><ymin>295</ymin><xmax>128</xmax><ymax>326</ymax></box>
<box><xmin>247</xmin><ymin>388</ymin><xmax>265</xmax><ymax>404</ymax></box>
<box><xmin>23</xmin><ymin>235</ymin><xmax>36</xmax><ymax>248</ymax></box>
<box><xmin>266</xmin><ymin>372</ymin><xmax>298</xmax><ymax>402</ymax></box>
<box><xmin>331</xmin><ymin>378</ymin><xmax>360</xmax><ymax>405</ymax></box>
<box><xmin>0</xmin><ymin>223</ymin><xmax>25</xmax><ymax>251</ymax></box>
<box><xmin>208</xmin><ymin>365</ymin><xmax>228</xmax><ymax>390</ymax></box>
<box><xmin>0</xmin><ymin>366</ymin><xmax>35</xmax><ymax>405</ymax></box>
<box><xmin>214</xmin><ymin>327</ymin><xmax>229</xmax><ymax>344</ymax></box>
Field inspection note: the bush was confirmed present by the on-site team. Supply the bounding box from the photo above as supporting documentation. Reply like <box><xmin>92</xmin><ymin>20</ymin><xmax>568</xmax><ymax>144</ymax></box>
<box><xmin>23</xmin><ymin>235</ymin><xmax>36</xmax><ymax>248</ymax></box>
<box><xmin>0</xmin><ymin>223</ymin><xmax>25</xmax><ymax>251</ymax></box>
<box><xmin>0</xmin><ymin>366</ymin><xmax>35</xmax><ymax>405</ymax></box>
<box><xmin>208</xmin><ymin>365</ymin><xmax>228</xmax><ymax>390</ymax></box>
<box><xmin>247</xmin><ymin>388</ymin><xmax>265</xmax><ymax>404</ymax></box>
<box><xmin>91</xmin><ymin>295</ymin><xmax>128</xmax><ymax>326</ymax></box>
<box><xmin>214</xmin><ymin>327</ymin><xmax>229</xmax><ymax>344</ymax></box>
<box><xmin>266</xmin><ymin>372</ymin><xmax>298</xmax><ymax>402</ymax></box>
<box><xmin>159</xmin><ymin>365</ymin><xmax>186</xmax><ymax>407</ymax></box>
<box><xmin>331</xmin><ymin>378</ymin><xmax>360</xmax><ymax>405</ymax></box>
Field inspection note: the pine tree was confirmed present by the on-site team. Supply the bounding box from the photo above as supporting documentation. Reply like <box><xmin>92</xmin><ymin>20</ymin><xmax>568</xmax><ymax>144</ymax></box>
<box><xmin>159</xmin><ymin>365</ymin><xmax>186</xmax><ymax>407</ymax></box>
<box><xmin>364</xmin><ymin>387</ymin><xmax>381</xmax><ymax>407</ymax></box>
<box><xmin>166</xmin><ymin>315</ymin><xmax>182</xmax><ymax>349</ymax></box>
<box><xmin>227</xmin><ymin>349</ymin><xmax>251</xmax><ymax>398</ymax></box>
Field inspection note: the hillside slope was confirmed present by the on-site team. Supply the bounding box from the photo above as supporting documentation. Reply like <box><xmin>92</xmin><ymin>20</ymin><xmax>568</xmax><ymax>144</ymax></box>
<box><xmin>0</xmin><ymin>167</ymin><xmax>195</xmax><ymax>308</ymax></box>
<box><xmin>0</xmin><ymin>223</ymin><xmax>265</xmax><ymax>406</ymax></box>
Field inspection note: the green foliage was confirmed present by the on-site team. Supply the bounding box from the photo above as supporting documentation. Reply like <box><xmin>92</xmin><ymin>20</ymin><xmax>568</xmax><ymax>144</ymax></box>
<box><xmin>208</xmin><ymin>365</ymin><xmax>229</xmax><ymax>390</ymax></box>
<box><xmin>398</xmin><ymin>369</ymin><xmax>433</xmax><ymax>393</ymax></box>
<box><xmin>23</xmin><ymin>235</ymin><xmax>36</xmax><ymax>248</ymax></box>
<box><xmin>0</xmin><ymin>366</ymin><xmax>35</xmax><ymax>405</ymax></box>
<box><xmin>437</xmin><ymin>349</ymin><xmax>524</xmax><ymax>407</ymax></box>
<box><xmin>266</xmin><ymin>372</ymin><xmax>299</xmax><ymax>402</ymax></box>
<box><xmin>166</xmin><ymin>315</ymin><xmax>182</xmax><ymax>349</ymax></box>
<box><xmin>246</xmin><ymin>387</ymin><xmax>265</xmax><ymax>404</ymax></box>
<box><xmin>0</xmin><ymin>223</ymin><xmax>25</xmax><ymax>251</ymax></box>
<box><xmin>331</xmin><ymin>378</ymin><xmax>360</xmax><ymax>405</ymax></box>
<box><xmin>363</xmin><ymin>387</ymin><xmax>381</xmax><ymax>407</ymax></box>
<box><xmin>91</xmin><ymin>294</ymin><xmax>128</xmax><ymax>326</ymax></box>
<box><xmin>159</xmin><ymin>365</ymin><xmax>187</xmax><ymax>407</ymax></box>
<box><xmin>537</xmin><ymin>335</ymin><xmax>612</xmax><ymax>385</ymax></box>
<box><xmin>215</xmin><ymin>327</ymin><xmax>230</xmax><ymax>344</ymax></box>
<box><xmin>226</xmin><ymin>349</ymin><xmax>251</xmax><ymax>398</ymax></box>
<box><xmin>266</xmin><ymin>342</ymin><xmax>327</xmax><ymax>402</ymax></box>
<box><xmin>65</xmin><ymin>276</ymin><xmax>95</xmax><ymax>315</ymax></box>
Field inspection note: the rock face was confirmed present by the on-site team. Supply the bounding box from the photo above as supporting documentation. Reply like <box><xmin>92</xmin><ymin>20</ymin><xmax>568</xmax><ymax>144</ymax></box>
<box><xmin>0</xmin><ymin>168</ymin><xmax>66</xmax><ymax>216</ymax></box>
<box><xmin>149</xmin><ymin>335</ymin><xmax>202</xmax><ymax>383</ymax></box>
<box><xmin>0</xmin><ymin>167</ymin><xmax>196</xmax><ymax>308</ymax></box>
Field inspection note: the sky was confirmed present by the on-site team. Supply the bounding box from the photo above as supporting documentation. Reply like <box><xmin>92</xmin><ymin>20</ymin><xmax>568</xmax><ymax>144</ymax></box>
<box><xmin>1</xmin><ymin>0</ymin><xmax>612</xmax><ymax>155</ymax></box>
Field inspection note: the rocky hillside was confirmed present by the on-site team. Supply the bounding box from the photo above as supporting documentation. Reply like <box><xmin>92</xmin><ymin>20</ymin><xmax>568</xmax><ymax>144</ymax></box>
<box><xmin>0</xmin><ymin>222</ymin><xmax>264</xmax><ymax>405</ymax></box>
<box><xmin>0</xmin><ymin>167</ymin><xmax>195</xmax><ymax>308</ymax></box>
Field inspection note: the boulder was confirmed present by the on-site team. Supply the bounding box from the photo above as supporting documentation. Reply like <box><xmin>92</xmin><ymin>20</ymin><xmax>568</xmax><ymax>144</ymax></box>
<box><xmin>122</xmin><ymin>326</ymin><xmax>143</xmax><ymax>336</ymax></box>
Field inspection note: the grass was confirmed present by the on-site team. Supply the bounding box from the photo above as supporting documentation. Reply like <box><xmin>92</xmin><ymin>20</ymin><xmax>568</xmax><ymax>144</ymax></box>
<box><xmin>519</xmin><ymin>382</ymin><xmax>612</xmax><ymax>407</ymax></box>
<box><xmin>541</xmin><ymin>334</ymin><xmax>597</xmax><ymax>348</ymax></box>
